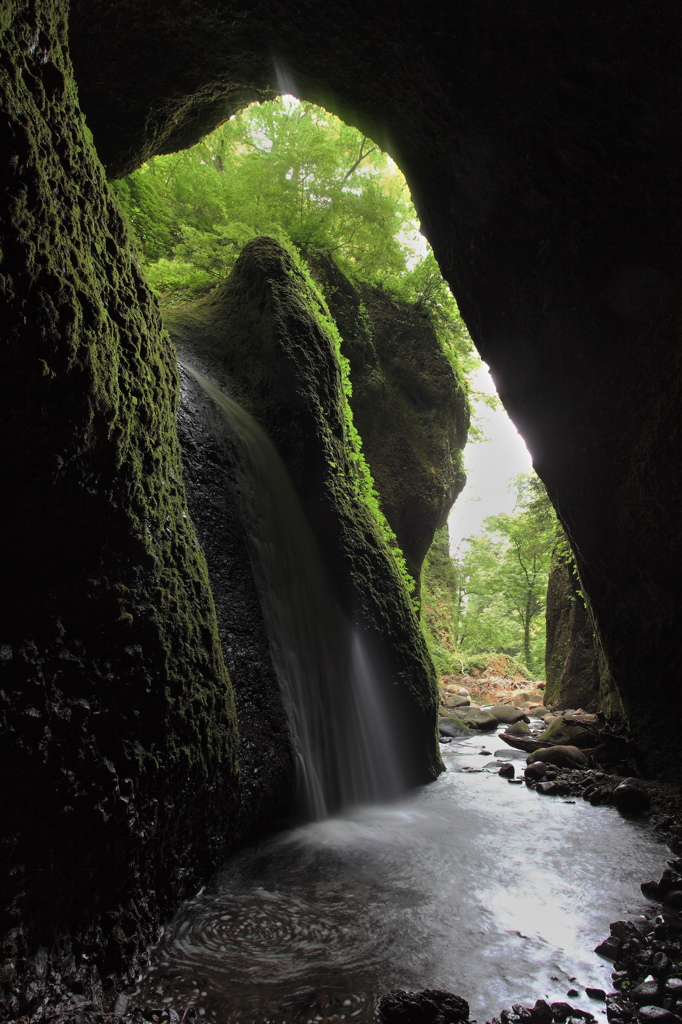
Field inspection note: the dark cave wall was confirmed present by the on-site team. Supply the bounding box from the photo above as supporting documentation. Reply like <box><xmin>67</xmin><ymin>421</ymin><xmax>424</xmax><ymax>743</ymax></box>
<box><xmin>68</xmin><ymin>0</ymin><xmax>682</xmax><ymax>774</ymax></box>
<box><xmin>0</xmin><ymin>3</ymin><xmax>241</xmax><ymax>1014</ymax></box>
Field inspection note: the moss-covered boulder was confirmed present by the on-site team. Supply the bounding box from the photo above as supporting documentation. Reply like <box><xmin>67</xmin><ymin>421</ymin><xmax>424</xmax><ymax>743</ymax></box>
<box><xmin>165</xmin><ymin>238</ymin><xmax>443</xmax><ymax>793</ymax></box>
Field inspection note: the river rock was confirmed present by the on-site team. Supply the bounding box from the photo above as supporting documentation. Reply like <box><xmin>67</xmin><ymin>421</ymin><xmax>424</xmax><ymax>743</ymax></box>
<box><xmin>439</xmin><ymin>717</ymin><xmax>471</xmax><ymax>738</ymax></box>
<box><xmin>505</xmin><ymin>720</ymin><xmax>532</xmax><ymax>737</ymax></box>
<box><xmin>525</xmin><ymin>761</ymin><xmax>550</xmax><ymax>781</ymax></box>
<box><xmin>658</xmin><ymin>869</ymin><xmax>682</xmax><ymax>895</ymax></box>
<box><xmin>377</xmin><ymin>987</ymin><xmax>470</xmax><ymax>1023</ymax></box>
<box><xmin>638</xmin><ymin>1007</ymin><xmax>682</xmax><ymax>1024</ymax></box>
<box><xmin>452</xmin><ymin>707</ymin><xmax>498</xmax><ymax>731</ymax></box>
<box><xmin>499</xmin><ymin>731</ymin><xmax>544</xmax><ymax>753</ymax></box>
<box><xmin>536</xmin><ymin>717</ymin><xmax>596</xmax><ymax>749</ymax></box>
<box><xmin>595</xmin><ymin>935</ymin><xmax>623</xmax><ymax>960</ymax></box>
<box><xmin>488</xmin><ymin>705</ymin><xmax>531</xmax><ymax>725</ymax></box>
<box><xmin>441</xmin><ymin>695</ymin><xmax>471</xmax><ymax>709</ymax></box>
<box><xmin>632</xmin><ymin>982</ymin><xmax>663</xmax><ymax>1007</ymax></box>
<box><xmin>511</xmin><ymin>692</ymin><xmax>536</xmax><ymax>706</ymax></box>
<box><xmin>613</xmin><ymin>779</ymin><xmax>651</xmax><ymax>815</ymax></box>
<box><xmin>527</xmin><ymin>745</ymin><xmax>589</xmax><ymax>768</ymax></box>
<box><xmin>444</xmin><ymin>685</ymin><xmax>469</xmax><ymax>696</ymax></box>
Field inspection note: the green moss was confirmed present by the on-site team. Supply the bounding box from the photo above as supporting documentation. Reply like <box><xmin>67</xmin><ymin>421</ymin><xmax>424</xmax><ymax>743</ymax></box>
<box><xmin>268</xmin><ymin>238</ymin><xmax>418</xmax><ymax>606</ymax></box>
<box><xmin>0</xmin><ymin>4</ymin><xmax>241</xmax><ymax>1000</ymax></box>
<box><xmin>421</xmin><ymin>525</ymin><xmax>461</xmax><ymax>674</ymax></box>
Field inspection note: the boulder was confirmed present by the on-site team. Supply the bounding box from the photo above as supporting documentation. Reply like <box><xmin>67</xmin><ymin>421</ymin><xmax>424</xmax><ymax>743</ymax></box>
<box><xmin>527</xmin><ymin>745</ymin><xmax>590</xmax><ymax>768</ymax></box>
<box><xmin>638</xmin><ymin>1008</ymin><xmax>682</xmax><ymax>1024</ymax></box>
<box><xmin>488</xmin><ymin>705</ymin><xmax>530</xmax><ymax>725</ymax></box>
<box><xmin>378</xmin><ymin>988</ymin><xmax>470</xmax><ymax>1024</ymax></box>
<box><xmin>441</xmin><ymin>695</ymin><xmax>471</xmax><ymax>710</ymax></box>
<box><xmin>613</xmin><ymin>779</ymin><xmax>651</xmax><ymax>815</ymax></box>
<box><xmin>536</xmin><ymin>716</ymin><xmax>597</xmax><ymax>749</ymax></box>
<box><xmin>451</xmin><ymin>707</ymin><xmax>499</xmax><ymax>731</ymax></box>
<box><xmin>505</xmin><ymin>720</ymin><xmax>532</xmax><ymax>736</ymax></box>
<box><xmin>499</xmin><ymin>731</ymin><xmax>544</xmax><ymax>753</ymax></box>
<box><xmin>439</xmin><ymin>717</ymin><xmax>471</xmax><ymax>739</ymax></box>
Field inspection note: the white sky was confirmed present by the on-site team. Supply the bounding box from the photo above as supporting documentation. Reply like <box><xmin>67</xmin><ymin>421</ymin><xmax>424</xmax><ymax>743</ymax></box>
<box><xmin>448</xmin><ymin>363</ymin><xmax>533</xmax><ymax>555</ymax></box>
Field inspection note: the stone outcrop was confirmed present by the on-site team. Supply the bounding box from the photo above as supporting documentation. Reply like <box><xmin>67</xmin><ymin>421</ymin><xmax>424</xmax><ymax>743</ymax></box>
<box><xmin>309</xmin><ymin>253</ymin><xmax>469</xmax><ymax>591</ymax></box>
<box><xmin>0</xmin><ymin>5</ymin><xmax>241</xmax><ymax>1016</ymax></box>
<box><xmin>166</xmin><ymin>238</ymin><xmax>443</xmax><ymax>797</ymax></box>
<box><xmin>544</xmin><ymin>545</ymin><xmax>601</xmax><ymax>712</ymax></box>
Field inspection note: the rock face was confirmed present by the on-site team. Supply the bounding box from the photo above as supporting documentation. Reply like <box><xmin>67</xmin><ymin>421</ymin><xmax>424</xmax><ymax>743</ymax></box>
<box><xmin>309</xmin><ymin>253</ymin><xmax>469</xmax><ymax>591</ymax></box>
<box><xmin>544</xmin><ymin>544</ymin><xmax>603</xmax><ymax>713</ymax></box>
<box><xmin>166</xmin><ymin>238</ymin><xmax>443</xmax><ymax>795</ymax></box>
<box><xmin>0</xmin><ymin>5</ymin><xmax>240</xmax><ymax>1016</ymax></box>
<box><xmin>67</xmin><ymin>0</ymin><xmax>682</xmax><ymax>783</ymax></box>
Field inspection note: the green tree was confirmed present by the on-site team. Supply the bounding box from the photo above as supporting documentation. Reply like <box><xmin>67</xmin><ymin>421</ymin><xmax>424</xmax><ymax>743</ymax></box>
<box><xmin>111</xmin><ymin>97</ymin><xmax>480</xmax><ymax>386</ymax></box>
<box><xmin>457</xmin><ymin>473</ymin><xmax>557</xmax><ymax>675</ymax></box>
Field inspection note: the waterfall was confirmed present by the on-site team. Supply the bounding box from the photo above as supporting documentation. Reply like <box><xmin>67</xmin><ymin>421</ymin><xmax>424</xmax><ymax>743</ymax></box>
<box><xmin>181</xmin><ymin>362</ymin><xmax>404</xmax><ymax>819</ymax></box>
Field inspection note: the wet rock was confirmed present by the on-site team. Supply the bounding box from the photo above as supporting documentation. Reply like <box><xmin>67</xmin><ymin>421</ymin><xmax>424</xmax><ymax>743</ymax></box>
<box><xmin>536</xmin><ymin>717</ymin><xmax>597</xmax><ymax>749</ymax></box>
<box><xmin>595</xmin><ymin>935</ymin><xmax>623</xmax><ymax>960</ymax></box>
<box><xmin>612</xmin><ymin>920</ymin><xmax>644</xmax><ymax>942</ymax></box>
<box><xmin>499</xmin><ymin>763</ymin><xmax>515</xmax><ymax>778</ymax></box>
<box><xmin>665</xmin><ymin>978</ymin><xmax>682</xmax><ymax>997</ymax></box>
<box><xmin>638</xmin><ymin>1007</ymin><xmax>682</xmax><ymax>1024</ymax></box>
<box><xmin>525</xmin><ymin>761</ymin><xmax>549</xmax><ymax>781</ymax></box>
<box><xmin>659</xmin><ymin>870</ymin><xmax>682</xmax><ymax>895</ymax></box>
<box><xmin>377</xmin><ymin>987</ymin><xmax>470</xmax><ymax>1023</ymax></box>
<box><xmin>586</xmin><ymin>988</ymin><xmax>607</xmax><ymax>1000</ymax></box>
<box><xmin>439</xmin><ymin>717</ymin><xmax>471</xmax><ymax>739</ymax></box>
<box><xmin>632</xmin><ymin>982</ymin><xmax>663</xmax><ymax>1006</ymax></box>
<box><xmin>536</xmin><ymin>780</ymin><xmax>570</xmax><ymax>796</ymax></box>
<box><xmin>506</xmin><ymin>720</ymin><xmax>532</xmax><ymax>737</ymax></box>
<box><xmin>488</xmin><ymin>705</ymin><xmax>531</xmax><ymax>725</ymax></box>
<box><xmin>527</xmin><ymin>745</ymin><xmax>589</xmax><ymax>768</ymax></box>
<box><xmin>662</xmin><ymin>892</ymin><xmax>682</xmax><ymax>912</ymax></box>
<box><xmin>642</xmin><ymin>881</ymin><xmax>663</xmax><ymax>901</ymax></box>
<box><xmin>550</xmin><ymin>1001</ymin><xmax>595</xmax><ymax>1021</ymax></box>
<box><xmin>529</xmin><ymin>999</ymin><xmax>554</xmax><ymax>1024</ymax></box>
<box><xmin>613</xmin><ymin>781</ymin><xmax>652</xmax><ymax>815</ymax></box>
<box><xmin>452</xmin><ymin>707</ymin><xmax>498</xmax><ymax>731</ymax></box>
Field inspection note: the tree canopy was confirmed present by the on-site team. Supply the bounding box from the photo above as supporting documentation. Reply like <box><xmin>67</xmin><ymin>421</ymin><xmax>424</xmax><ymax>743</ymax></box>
<box><xmin>112</xmin><ymin>96</ymin><xmax>478</xmax><ymax>375</ymax></box>
<box><xmin>455</xmin><ymin>473</ymin><xmax>558</xmax><ymax>676</ymax></box>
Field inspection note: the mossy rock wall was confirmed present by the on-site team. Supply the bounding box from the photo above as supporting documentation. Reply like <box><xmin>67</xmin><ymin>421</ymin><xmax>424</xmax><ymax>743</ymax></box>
<box><xmin>544</xmin><ymin>547</ymin><xmax>601</xmax><ymax>712</ymax></box>
<box><xmin>0</xmin><ymin>5</ymin><xmax>241</xmax><ymax>1015</ymax></box>
<box><xmin>309</xmin><ymin>253</ymin><xmax>469</xmax><ymax>593</ymax></box>
<box><xmin>165</xmin><ymin>238</ymin><xmax>443</xmax><ymax>792</ymax></box>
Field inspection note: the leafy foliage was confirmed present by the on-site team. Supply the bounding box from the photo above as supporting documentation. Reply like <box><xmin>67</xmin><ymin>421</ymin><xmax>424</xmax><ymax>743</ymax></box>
<box><xmin>421</xmin><ymin>525</ymin><xmax>463</xmax><ymax>674</ymax></box>
<box><xmin>111</xmin><ymin>97</ymin><xmax>478</xmax><ymax>375</ymax></box>
<box><xmin>456</xmin><ymin>473</ymin><xmax>558</xmax><ymax>677</ymax></box>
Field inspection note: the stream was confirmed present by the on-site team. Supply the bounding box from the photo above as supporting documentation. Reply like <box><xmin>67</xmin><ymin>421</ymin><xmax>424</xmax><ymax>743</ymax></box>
<box><xmin>132</xmin><ymin>726</ymin><xmax>667</xmax><ymax>1024</ymax></box>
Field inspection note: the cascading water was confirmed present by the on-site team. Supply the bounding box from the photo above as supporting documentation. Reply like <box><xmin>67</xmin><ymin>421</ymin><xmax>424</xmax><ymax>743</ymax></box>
<box><xmin>181</xmin><ymin>362</ymin><xmax>404</xmax><ymax>819</ymax></box>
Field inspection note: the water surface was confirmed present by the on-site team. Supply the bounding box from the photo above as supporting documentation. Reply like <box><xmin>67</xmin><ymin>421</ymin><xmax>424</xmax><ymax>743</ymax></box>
<box><xmin>134</xmin><ymin>730</ymin><xmax>666</xmax><ymax>1023</ymax></box>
